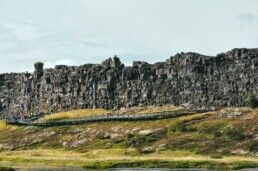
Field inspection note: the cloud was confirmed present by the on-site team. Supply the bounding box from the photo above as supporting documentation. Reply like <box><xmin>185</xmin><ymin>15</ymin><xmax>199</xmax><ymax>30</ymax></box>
<box><xmin>44</xmin><ymin>59</ymin><xmax>79</xmax><ymax>69</ymax></box>
<box><xmin>238</xmin><ymin>11</ymin><xmax>258</xmax><ymax>26</ymax></box>
<box><xmin>238</xmin><ymin>13</ymin><xmax>256</xmax><ymax>23</ymax></box>
<box><xmin>0</xmin><ymin>0</ymin><xmax>258</xmax><ymax>73</ymax></box>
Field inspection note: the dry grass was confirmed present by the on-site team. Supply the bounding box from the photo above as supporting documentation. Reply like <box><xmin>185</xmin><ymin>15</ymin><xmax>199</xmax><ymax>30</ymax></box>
<box><xmin>39</xmin><ymin>108</ymin><xmax>112</xmax><ymax>121</ymax></box>
<box><xmin>39</xmin><ymin>105</ymin><xmax>182</xmax><ymax>121</ymax></box>
<box><xmin>0</xmin><ymin>149</ymin><xmax>203</xmax><ymax>163</ymax></box>
<box><xmin>0</xmin><ymin>120</ymin><xmax>7</xmax><ymax>130</ymax></box>
<box><xmin>1</xmin><ymin>148</ymin><xmax>258</xmax><ymax>169</ymax></box>
<box><xmin>1</xmin><ymin>107</ymin><xmax>258</xmax><ymax>169</ymax></box>
<box><xmin>0</xmin><ymin>119</ymin><xmax>18</xmax><ymax>131</ymax></box>
<box><xmin>116</xmin><ymin>104</ymin><xmax>183</xmax><ymax>115</ymax></box>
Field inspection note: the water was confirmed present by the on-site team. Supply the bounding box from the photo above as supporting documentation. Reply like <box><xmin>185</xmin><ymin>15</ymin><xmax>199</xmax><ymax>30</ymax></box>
<box><xmin>16</xmin><ymin>167</ymin><xmax>87</xmax><ymax>171</ymax></box>
<box><xmin>109</xmin><ymin>169</ymin><xmax>208</xmax><ymax>171</ymax></box>
<box><xmin>15</xmin><ymin>169</ymin><xmax>207</xmax><ymax>171</ymax></box>
<box><xmin>14</xmin><ymin>168</ymin><xmax>258</xmax><ymax>171</ymax></box>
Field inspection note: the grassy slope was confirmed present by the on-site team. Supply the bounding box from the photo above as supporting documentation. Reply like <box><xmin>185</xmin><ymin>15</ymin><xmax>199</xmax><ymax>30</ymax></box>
<box><xmin>0</xmin><ymin>106</ymin><xmax>258</xmax><ymax>169</ymax></box>
<box><xmin>39</xmin><ymin>108</ymin><xmax>112</xmax><ymax>121</ymax></box>
<box><xmin>38</xmin><ymin>105</ymin><xmax>182</xmax><ymax>121</ymax></box>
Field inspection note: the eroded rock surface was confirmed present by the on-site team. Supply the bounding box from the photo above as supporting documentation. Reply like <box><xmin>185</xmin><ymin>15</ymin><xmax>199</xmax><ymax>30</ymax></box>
<box><xmin>1</xmin><ymin>48</ymin><xmax>258</xmax><ymax>118</ymax></box>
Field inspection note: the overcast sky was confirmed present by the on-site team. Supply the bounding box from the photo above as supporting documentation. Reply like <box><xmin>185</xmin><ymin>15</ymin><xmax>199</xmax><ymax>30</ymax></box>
<box><xmin>0</xmin><ymin>0</ymin><xmax>258</xmax><ymax>73</ymax></box>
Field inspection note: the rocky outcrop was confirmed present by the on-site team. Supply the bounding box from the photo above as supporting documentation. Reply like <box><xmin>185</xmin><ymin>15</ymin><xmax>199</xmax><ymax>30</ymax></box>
<box><xmin>0</xmin><ymin>48</ymin><xmax>258</xmax><ymax>118</ymax></box>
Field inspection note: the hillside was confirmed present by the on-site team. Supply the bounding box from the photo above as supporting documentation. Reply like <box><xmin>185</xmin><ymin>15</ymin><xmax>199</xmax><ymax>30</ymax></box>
<box><xmin>0</xmin><ymin>106</ymin><xmax>258</xmax><ymax>170</ymax></box>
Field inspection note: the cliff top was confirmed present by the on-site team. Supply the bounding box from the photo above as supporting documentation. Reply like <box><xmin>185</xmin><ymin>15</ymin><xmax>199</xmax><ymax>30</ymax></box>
<box><xmin>1</xmin><ymin>48</ymin><xmax>258</xmax><ymax>75</ymax></box>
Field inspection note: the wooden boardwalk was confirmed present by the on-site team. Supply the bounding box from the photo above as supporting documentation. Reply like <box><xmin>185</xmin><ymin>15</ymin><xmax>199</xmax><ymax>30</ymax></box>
<box><xmin>6</xmin><ymin>109</ymin><xmax>209</xmax><ymax>127</ymax></box>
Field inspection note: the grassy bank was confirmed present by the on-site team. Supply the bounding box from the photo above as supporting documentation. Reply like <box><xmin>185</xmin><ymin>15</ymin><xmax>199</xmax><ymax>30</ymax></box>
<box><xmin>82</xmin><ymin>159</ymin><xmax>258</xmax><ymax>170</ymax></box>
<box><xmin>0</xmin><ymin>105</ymin><xmax>258</xmax><ymax>169</ymax></box>
<box><xmin>0</xmin><ymin>148</ymin><xmax>258</xmax><ymax>170</ymax></box>
<box><xmin>38</xmin><ymin>105</ymin><xmax>182</xmax><ymax>122</ymax></box>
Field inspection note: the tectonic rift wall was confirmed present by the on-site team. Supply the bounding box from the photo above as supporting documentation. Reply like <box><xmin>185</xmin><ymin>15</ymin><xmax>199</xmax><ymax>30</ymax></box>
<box><xmin>0</xmin><ymin>48</ymin><xmax>258</xmax><ymax>118</ymax></box>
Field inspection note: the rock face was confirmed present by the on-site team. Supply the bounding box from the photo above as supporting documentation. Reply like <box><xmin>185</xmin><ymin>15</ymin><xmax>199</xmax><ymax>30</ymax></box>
<box><xmin>0</xmin><ymin>48</ymin><xmax>258</xmax><ymax>118</ymax></box>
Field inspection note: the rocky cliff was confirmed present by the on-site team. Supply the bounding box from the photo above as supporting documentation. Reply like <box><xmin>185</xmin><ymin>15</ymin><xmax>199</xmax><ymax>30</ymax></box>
<box><xmin>0</xmin><ymin>48</ymin><xmax>258</xmax><ymax>118</ymax></box>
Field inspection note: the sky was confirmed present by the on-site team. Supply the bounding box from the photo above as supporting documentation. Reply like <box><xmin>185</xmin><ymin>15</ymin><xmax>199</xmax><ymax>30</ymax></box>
<box><xmin>0</xmin><ymin>0</ymin><xmax>258</xmax><ymax>73</ymax></box>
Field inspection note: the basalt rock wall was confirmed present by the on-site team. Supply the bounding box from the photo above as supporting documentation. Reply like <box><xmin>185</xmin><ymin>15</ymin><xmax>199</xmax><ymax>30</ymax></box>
<box><xmin>1</xmin><ymin>48</ymin><xmax>258</xmax><ymax>118</ymax></box>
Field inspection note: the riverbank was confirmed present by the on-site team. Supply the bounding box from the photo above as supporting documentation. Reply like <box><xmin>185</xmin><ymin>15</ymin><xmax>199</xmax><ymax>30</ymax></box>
<box><xmin>1</xmin><ymin>106</ymin><xmax>258</xmax><ymax>170</ymax></box>
<box><xmin>0</xmin><ymin>149</ymin><xmax>258</xmax><ymax>170</ymax></box>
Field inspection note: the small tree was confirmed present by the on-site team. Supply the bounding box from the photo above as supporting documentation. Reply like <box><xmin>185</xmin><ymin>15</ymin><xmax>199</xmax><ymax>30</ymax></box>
<box><xmin>244</xmin><ymin>95</ymin><xmax>258</xmax><ymax>108</ymax></box>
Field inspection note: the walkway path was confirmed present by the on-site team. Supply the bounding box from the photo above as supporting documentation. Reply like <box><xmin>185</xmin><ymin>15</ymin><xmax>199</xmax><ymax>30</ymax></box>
<box><xmin>6</xmin><ymin>109</ymin><xmax>209</xmax><ymax>127</ymax></box>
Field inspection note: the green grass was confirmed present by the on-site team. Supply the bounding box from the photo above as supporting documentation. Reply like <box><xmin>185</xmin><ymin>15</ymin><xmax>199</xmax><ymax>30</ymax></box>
<box><xmin>1</xmin><ymin>148</ymin><xmax>258</xmax><ymax>170</ymax></box>
<box><xmin>82</xmin><ymin>159</ymin><xmax>258</xmax><ymax>170</ymax></box>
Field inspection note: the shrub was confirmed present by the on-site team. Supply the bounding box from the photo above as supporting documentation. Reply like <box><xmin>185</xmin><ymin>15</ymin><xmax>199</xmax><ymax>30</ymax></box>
<box><xmin>213</xmin><ymin>131</ymin><xmax>223</xmax><ymax>137</ymax></box>
<box><xmin>254</xmin><ymin>125</ymin><xmax>258</xmax><ymax>133</ymax></box>
<box><xmin>169</xmin><ymin>121</ymin><xmax>188</xmax><ymax>132</ymax></box>
<box><xmin>248</xmin><ymin>140</ymin><xmax>258</xmax><ymax>152</ymax></box>
<box><xmin>201</xmin><ymin>123</ymin><xmax>224</xmax><ymax>137</ymax></box>
<box><xmin>244</xmin><ymin>96</ymin><xmax>258</xmax><ymax>108</ymax></box>
<box><xmin>225</xmin><ymin>127</ymin><xmax>246</xmax><ymax>141</ymax></box>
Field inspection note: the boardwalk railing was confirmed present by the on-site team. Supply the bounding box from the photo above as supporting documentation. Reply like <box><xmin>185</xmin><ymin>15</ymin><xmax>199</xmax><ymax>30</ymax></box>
<box><xmin>6</xmin><ymin>109</ymin><xmax>209</xmax><ymax>127</ymax></box>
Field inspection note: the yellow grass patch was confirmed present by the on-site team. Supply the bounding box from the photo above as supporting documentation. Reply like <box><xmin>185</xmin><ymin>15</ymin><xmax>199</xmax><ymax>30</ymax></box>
<box><xmin>39</xmin><ymin>108</ymin><xmax>111</xmax><ymax>121</ymax></box>
<box><xmin>116</xmin><ymin>104</ymin><xmax>183</xmax><ymax>115</ymax></box>
<box><xmin>39</xmin><ymin>105</ymin><xmax>183</xmax><ymax>121</ymax></box>
<box><xmin>1</xmin><ymin>148</ymin><xmax>258</xmax><ymax>168</ymax></box>
<box><xmin>0</xmin><ymin>119</ymin><xmax>18</xmax><ymax>131</ymax></box>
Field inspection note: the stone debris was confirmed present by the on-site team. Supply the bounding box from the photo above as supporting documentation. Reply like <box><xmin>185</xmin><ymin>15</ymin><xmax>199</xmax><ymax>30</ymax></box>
<box><xmin>140</xmin><ymin>146</ymin><xmax>156</xmax><ymax>154</ymax></box>
<box><xmin>218</xmin><ymin>107</ymin><xmax>251</xmax><ymax>118</ymax></box>
<box><xmin>231</xmin><ymin>149</ymin><xmax>249</xmax><ymax>155</ymax></box>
